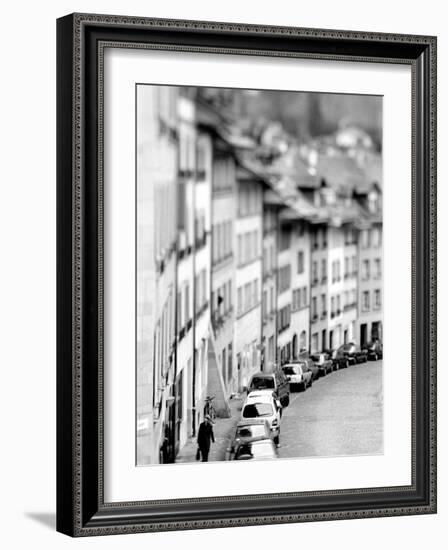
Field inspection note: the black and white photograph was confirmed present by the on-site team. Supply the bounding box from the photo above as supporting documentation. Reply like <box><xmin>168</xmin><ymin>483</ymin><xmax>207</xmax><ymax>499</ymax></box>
<box><xmin>136</xmin><ymin>85</ymin><xmax>383</xmax><ymax>466</ymax></box>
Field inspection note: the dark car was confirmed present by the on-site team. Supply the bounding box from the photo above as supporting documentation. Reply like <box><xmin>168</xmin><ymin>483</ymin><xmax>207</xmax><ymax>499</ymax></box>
<box><xmin>247</xmin><ymin>370</ymin><xmax>290</xmax><ymax>407</ymax></box>
<box><xmin>226</xmin><ymin>419</ymin><xmax>272</xmax><ymax>459</ymax></box>
<box><xmin>365</xmin><ymin>340</ymin><xmax>383</xmax><ymax>360</ymax></box>
<box><xmin>231</xmin><ymin>436</ymin><xmax>279</xmax><ymax>461</ymax></box>
<box><xmin>310</xmin><ymin>352</ymin><xmax>333</xmax><ymax>376</ymax></box>
<box><xmin>325</xmin><ymin>348</ymin><xmax>350</xmax><ymax>369</ymax></box>
<box><xmin>338</xmin><ymin>343</ymin><xmax>368</xmax><ymax>364</ymax></box>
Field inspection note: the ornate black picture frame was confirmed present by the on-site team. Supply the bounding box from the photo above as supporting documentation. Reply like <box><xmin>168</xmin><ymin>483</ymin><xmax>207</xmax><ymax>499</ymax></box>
<box><xmin>57</xmin><ymin>13</ymin><xmax>437</xmax><ymax>537</ymax></box>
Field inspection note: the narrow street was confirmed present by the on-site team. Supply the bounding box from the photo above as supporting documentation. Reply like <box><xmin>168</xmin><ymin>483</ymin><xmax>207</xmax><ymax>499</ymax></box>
<box><xmin>278</xmin><ymin>360</ymin><xmax>383</xmax><ymax>458</ymax></box>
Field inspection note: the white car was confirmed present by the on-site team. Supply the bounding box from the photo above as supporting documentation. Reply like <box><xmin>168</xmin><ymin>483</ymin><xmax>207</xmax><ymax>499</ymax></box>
<box><xmin>281</xmin><ymin>363</ymin><xmax>313</xmax><ymax>391</ymax></box>
<box><xmin>241</xmin><ymin>390</ymin><xmax>282</xmax><ymax>444</ymax></box>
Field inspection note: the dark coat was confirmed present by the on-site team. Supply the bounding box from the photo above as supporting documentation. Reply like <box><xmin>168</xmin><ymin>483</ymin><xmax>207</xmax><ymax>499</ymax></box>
<box><xmin>197</xmin><ymin>421</ymin><xmax>215</xmax><ymax>452</ymax></box>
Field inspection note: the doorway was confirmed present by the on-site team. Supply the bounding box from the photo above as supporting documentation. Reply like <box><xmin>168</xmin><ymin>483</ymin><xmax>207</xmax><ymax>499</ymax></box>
<box><xmin>360</xmin><ymin>323</ymin><xmax>368</xmax><ymax>346</ymax></box>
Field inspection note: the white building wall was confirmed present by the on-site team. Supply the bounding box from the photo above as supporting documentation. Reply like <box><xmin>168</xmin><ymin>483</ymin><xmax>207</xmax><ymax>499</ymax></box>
<box><xmin>290</xmin><ymin>223</ymin><xmax>311</xmax><ymax>356</ymax></box>
<box><xmin>357</xmin><ymin>225</ymin><xmax>383</xmax><ymax>345</ymax></box>
<box><xmin>136</xmin><ymin>85</ymin><xmax>178</xmax><ymax>464</ymax></box>
<box><xmin>310</xmin><ymin>225</ymin><xmax>329</xmax><ymax>353</ymax></box>
<box><xmin>234</xmin><ymin>186</ymin><xmax>263</xmax><ymax>390</ymax></box>
<box><xmin>328</xmin><ymin>226</ymin><xmax>345</xmax><ymax>349</ymax></box>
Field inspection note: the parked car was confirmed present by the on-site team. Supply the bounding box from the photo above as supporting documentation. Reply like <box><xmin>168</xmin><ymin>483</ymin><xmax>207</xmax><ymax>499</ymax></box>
<box><xmin>325</xmin><ymin>348</ymin><xmax>350</xmax><ymax>369</ymax></box>
<box><xmin>310</xmin><ymin>352</ymin><xmax>333</xmax><ymax>376</ymax></box>
<box><xmin>281</xmin><ymin>362</ymin><xmax>313</xmax><ymax>391</ymax></box>
<box><xmin>294</xmin><ymin>354</ymin><xmax>320</xmax><ymax>381</ymax></box>
<box><xmin>338</xmin><ymin>343</ymin><xmax>368</xmax><ymax>364</ymax></box>
<box><xmin>247</xmin><ymin>370</ymin><xmax>290</xmax><ymax>407</ymax></box>
<box><xmin>241</xmin><ymin>390</ymin><xmax>282</xmax><ymax>444</ymax></box>
<box><xmin>231</xmin><ymin>436</ymin><xmax>279</xmax><ymax>461</ymax></box>
<box><xmin>364</xmin><ymin>340</ymin><xmax>383</xmax><ymax>360</ymax></box>
<box><xmin>226</xmin><ymin>419</ymin><xmax>273</xmax><ymax>459</ymax></box>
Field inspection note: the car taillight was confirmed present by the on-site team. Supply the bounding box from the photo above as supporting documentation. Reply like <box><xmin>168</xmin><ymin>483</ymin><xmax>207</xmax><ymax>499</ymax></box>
<box><xmin>271</xmin><ymin>419</ymin><xmax>278</xmax><ymax>427</ymax></box>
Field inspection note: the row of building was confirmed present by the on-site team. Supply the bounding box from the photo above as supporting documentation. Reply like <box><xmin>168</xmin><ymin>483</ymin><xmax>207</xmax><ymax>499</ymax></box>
<box><xmin>136</xmin><ymin>85</ymin><xmax>383</xmax><ymax>465</ymax></box>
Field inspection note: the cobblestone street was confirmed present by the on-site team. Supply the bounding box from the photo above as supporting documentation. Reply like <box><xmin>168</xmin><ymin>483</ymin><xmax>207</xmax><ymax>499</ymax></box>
<box><xmin>278</xmin><ymin>360</ymin><xmax>383</xmax><ymax>459</ymax></box>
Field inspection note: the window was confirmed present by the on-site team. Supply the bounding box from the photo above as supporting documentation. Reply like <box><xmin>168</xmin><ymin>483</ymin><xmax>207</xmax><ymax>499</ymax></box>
<box><xmin>374</xmin><ymin>258</ymin><xmax>381</xmax><ymax>279</ymax></box>
<box><xmin>312</xmin><ymin>261</ymin><xmax>318</xmax><ymax>284</ymax></box>
<box><xmin>321</xmin><ymin>259</ymin><xmax>327</xmax><ymax>282</ymax></box>
<box><xmin>362</xmin><ymin>260</ymin><xmax>370</xmax><ymax>280</ymax></box>
<box><xmin>331</xmin><ymin>296</ymin><xmax>335</xmax><ymax>317</ymax></box>
<box><xmin>278</xmin><ymin>305</ymin><xmax>291</xmax><ymax>332</ymax></box>
<box><xmin>344</xmin><ymin>257</ymin><xmax>349</xmax><ymax>279</ymax></box>
<box><xmin>321</xmin><ymin>294</ymin><xmax>326</xmax><ymax>315</ymax></box>
<box><xmin>297</xmin><ymin>251</ymin><xmax>304</xmax><ymax>274</ymax></box>
<box><xmin>361</xmin><ymin>229</ymin><xmax>370</xmax><ymax>248</ymax></box>
<box><xmin>336</xmin><ymin>295</ymin><xmax>341</xmax><ymax>314</ymax></box>
<box><xmin>321</xmin><ymin>228</ymin><xmax>328</xmax><ymax>248</ymax></box>
<box><xmin>278</xmin><ymin>265</ymin><xmax>291</xmax><ymax>293</ymax></box>
<box><xmin>302</xmin><ymin>286</ymin><xmax>307</xmax><ymax>306</ymax></box>
<box><xmin>312</xmin><ymin>297</ymin><xmax>317</xmax><ymax>318</ymax></box>
<box><xmin>292</xmin><ymin>288</ymin><xmax>301</xmax><ymax>311</ymax></box>
<box><xmin>372</xmin><ymin>227</ymin><xmax>381</xmax><ymax>248</ymax></box>
<box><xmin>362</xmin><ymin>291</ymin><xmax>370</xmax><ymax>311</ymax></box>
<box><xmin>374</xmin><ymin>289</ymin><xmax>381</xmax><ymax>309</ymax></box>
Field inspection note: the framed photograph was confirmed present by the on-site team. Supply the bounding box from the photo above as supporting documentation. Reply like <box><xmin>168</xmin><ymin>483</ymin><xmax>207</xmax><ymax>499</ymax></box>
<box><xmin>57</xmin><ymin>13</ymin><xmax>437</xmax><ymax>536</ymax></box>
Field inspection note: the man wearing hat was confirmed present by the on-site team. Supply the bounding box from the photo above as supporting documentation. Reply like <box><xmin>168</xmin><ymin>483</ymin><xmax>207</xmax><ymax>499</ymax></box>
<box><xmin>197</xmin><ymin>414</ymin><xmax>215</xmax><ymax>462</ymax></box>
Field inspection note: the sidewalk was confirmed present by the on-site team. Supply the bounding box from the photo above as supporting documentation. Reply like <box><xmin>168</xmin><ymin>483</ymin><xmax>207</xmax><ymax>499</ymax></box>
<box><xmin>176</xmin><ymin>394</ymin><xmax>244</xmax><ymax>463</ymax></box>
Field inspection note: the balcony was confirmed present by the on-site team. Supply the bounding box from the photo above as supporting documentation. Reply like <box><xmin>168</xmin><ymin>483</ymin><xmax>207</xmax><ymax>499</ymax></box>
<box><xmin>311</xmin><ymin>278</ymin><xmax>319</xmax><ymax>287</ymax></box>
<box><xmin>311</xmin><ymin>314</ymin><xmax>319</xmax><ymax>323</ymax></box>
<box><xmin>321</xmin><ymin>276</ymin><xmax>328</xmax><ymax>284</ymax></box>
<box><xmin>321</xmin><ymin>311</ymin><xmax>327</xmax><ymax>320</ymax></box>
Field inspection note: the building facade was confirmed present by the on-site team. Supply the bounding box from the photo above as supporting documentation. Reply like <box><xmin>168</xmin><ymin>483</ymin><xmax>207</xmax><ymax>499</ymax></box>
<box><xmin>136</xmin><ymin>85</ymin><xmax>178</xmax><ymax>464</ymax></box>
<box><xmin>234</xmin><ymin>164</ymin><xmax>264</xmax><ymax>390</ymax></box>
<box><xmin>209</xmin><ymin>139</ymin><xmax>237</xmax><ymax>403</ymax></box>
<box><xmin>261</xmin><ymin>202</ymin><xmax>279</xmax><ymax>372</ymax></box>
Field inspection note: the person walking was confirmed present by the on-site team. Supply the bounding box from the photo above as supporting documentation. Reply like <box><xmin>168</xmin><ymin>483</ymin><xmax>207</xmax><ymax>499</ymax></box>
<box><xmin>197</xmin><ymin>414</ymin><xmax>215</xmax><ymax>462</ymax></box>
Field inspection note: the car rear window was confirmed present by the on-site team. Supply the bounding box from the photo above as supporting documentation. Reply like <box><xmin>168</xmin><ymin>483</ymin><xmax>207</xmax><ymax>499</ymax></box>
<box><xmin>242</xmin><ymin>403</ymin><xmax>273</xmax><ymax>418</ymax></box>
<box><xmin>282</xmin><ymin>365</ymin><xmax>299</xmax><ymax>375</ymax></box>
<box><xmin>250</xmin><ymin>377</ymin><xmax>275</xmax><ymax>389</ymax></box>
<box><xmin>236</xmin><ymin>424</ymin><xmax>266</xmax><ymax>439</ymax></box>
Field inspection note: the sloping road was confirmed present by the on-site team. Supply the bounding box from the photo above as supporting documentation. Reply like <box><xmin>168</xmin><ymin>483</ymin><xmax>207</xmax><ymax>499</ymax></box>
<box><xmin>278</xmin><ymin>360</ymin><xmax>383</xmax><ymax>459</ymax></box>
